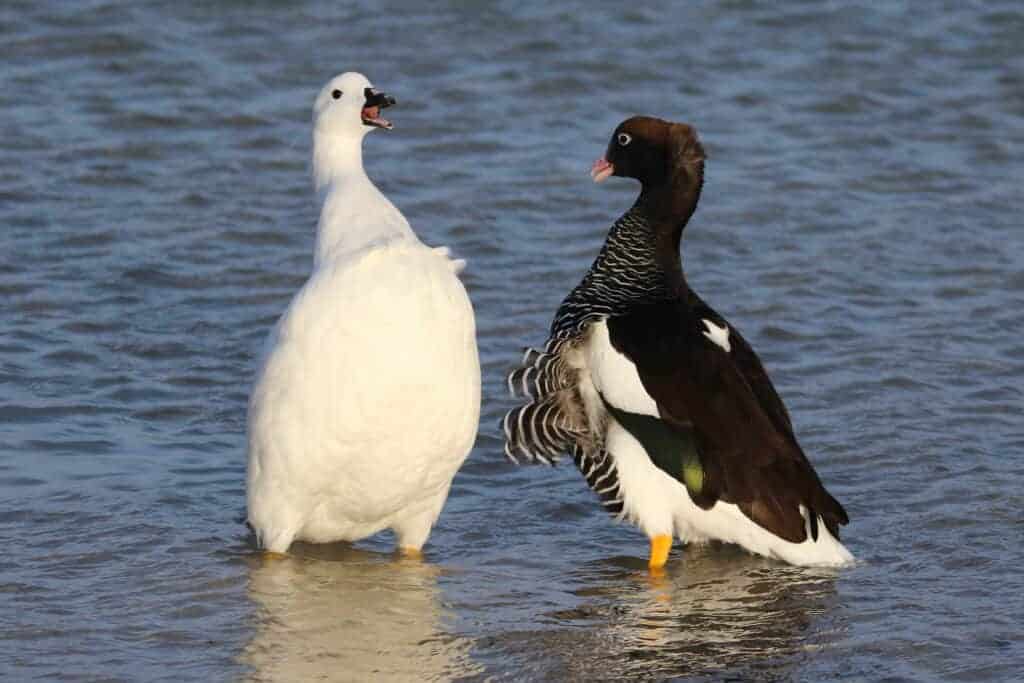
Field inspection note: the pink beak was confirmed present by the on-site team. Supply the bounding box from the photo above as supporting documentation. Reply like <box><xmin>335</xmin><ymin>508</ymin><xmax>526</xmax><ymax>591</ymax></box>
<box><xmin>590</xmin><ymin>158</ymin><xmax>614</xmax><ymax>183</ymax></box>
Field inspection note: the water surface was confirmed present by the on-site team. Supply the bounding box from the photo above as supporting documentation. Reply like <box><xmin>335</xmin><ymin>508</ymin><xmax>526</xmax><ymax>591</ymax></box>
<box><xmin>2</xmin><ymin>1</ymin><xmax>1023</xmax><ymax>680</ymax></box>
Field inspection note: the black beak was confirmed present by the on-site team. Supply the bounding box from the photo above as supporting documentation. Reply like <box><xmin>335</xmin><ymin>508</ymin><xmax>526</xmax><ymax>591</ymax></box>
<box><xmin>363</xmin><ymin>87</ymin><xmax>396</xmax><ymax>109</ymax></box>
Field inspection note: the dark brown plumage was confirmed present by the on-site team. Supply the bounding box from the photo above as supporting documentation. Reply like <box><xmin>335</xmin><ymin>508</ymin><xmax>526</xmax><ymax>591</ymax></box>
<box><xmin>504</xmin><ymin>116</ymin><xmax>850</xmax><ymax>564</ymax></box>
<box><xmin>603</xmin><ymin>116</ymin><xmax>848</xmax><ymax>542</ymax></box>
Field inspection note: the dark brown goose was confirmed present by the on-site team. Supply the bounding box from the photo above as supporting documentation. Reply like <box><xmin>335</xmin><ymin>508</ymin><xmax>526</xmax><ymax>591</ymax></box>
<box><xmin>503</xmin><ymin>116</ymin><xmax>851</xmax><ymax>569</ymax></box>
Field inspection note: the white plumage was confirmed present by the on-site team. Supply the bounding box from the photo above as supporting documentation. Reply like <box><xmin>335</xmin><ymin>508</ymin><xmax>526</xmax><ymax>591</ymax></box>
<box><xmin>585</xmin><ymin>320</ymin><xmax>660</xmax><ymax>419</ymax></box>
<box><xmin>608</xmin><ymin>418</ymin><xmax>853</xmax><ymax>567</ymax></box>
<box><xmin>246</xmin><ymin>72</ymin><xmax>480</xmax><ymax>554</ymax></box>
<box><xmin>700</xmin><ymin>318</ymin><xmax>731</xmax><ymax>352</ymax></box>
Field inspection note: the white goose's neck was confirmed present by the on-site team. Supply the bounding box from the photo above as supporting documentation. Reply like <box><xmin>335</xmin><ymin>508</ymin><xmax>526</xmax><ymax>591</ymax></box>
<box><xmin>311</xmin><ymin>130</ymin><xmax>417</xmax><ymax>267</ymax></box>
<box><xmin>313</xmin><ymin>130</ymin><xmax>367</xmax><ymax>192</ymax></box>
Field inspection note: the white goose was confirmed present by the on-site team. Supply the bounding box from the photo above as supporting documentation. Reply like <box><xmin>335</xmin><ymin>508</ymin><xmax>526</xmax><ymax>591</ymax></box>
<box><xmin>247</xmin><ymin>72</ymin><xmax>480</xmax><ymax>556</ymax></box>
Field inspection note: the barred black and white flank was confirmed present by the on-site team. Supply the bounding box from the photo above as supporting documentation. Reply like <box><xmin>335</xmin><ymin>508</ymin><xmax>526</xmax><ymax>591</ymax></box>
<box><xmin>502</xmin><ymin>206</ymin><xmax>672</xmax><ymax>516</ymax></box>
<box><xmin>503</xmin><ymin>116</ymin><xmax>852</xmax><ymax>568</ymax></box>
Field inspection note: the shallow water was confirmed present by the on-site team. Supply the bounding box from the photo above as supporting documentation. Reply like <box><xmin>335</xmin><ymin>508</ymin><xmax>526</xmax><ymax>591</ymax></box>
<box><xmin>3</xmin><ymin>1</ymin><xmax>1023</xmax><ymax>680</ymax></box>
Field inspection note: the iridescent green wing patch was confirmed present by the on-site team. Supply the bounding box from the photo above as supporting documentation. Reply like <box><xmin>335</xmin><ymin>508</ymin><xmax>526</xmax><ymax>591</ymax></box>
<box><xmin>681</xmin><ymin>451</ymin><xmax>703</xmax><ymax>495</ymax></box>
<box><xmin>601</xmin><ymin>396</ymin><xmax>708</xmax><ymax>505</ymax></box>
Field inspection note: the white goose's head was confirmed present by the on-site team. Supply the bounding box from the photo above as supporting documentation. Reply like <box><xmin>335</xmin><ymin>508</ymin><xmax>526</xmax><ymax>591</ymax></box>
<box><xmin>313</xmin><ymin>71</ymin><xmax>396</xmax><ymax>138</ymax></box>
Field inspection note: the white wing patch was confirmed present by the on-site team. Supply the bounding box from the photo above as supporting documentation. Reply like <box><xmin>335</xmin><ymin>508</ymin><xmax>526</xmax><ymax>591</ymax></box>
<box><xmin>701</xmin><ymin>319</ymin><xmax>731</xmax><ymax>352</ymax></box>
<box><xmin>586</xmin><ymin>319</ymin><xmax>660</xmax><ymax>417</ymax></box>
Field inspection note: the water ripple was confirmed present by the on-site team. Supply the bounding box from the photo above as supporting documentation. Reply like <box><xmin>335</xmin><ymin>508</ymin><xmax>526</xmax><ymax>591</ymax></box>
<box><xmin>1</xmin><ymin>0</ymin><xmax>1023</xmax><ymax>680</ymax></box>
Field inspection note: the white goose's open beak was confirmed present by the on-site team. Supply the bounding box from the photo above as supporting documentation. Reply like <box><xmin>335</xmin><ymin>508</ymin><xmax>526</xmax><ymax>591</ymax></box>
<box><xmin>362</xmin><ymin>87</ymin><xmax>396</xmax><ymax>130</ymax></box>
<box><xmin>590</xmin><ymin>157</ymin><xmax>614</xmax><ymax>183</ymax></box>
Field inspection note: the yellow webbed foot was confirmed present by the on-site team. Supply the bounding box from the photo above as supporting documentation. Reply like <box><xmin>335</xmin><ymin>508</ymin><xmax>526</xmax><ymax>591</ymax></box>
<box><xmin>649</xmin><ymin>534</ymin><xmax>672</xmax><ymax>570</ymax></box>
<box><xmin>262</xmin><ymin>550</ymin><xmax>289</xmax><ymax>561</ymax></box>
<box><xmin>398</xmin><ymin>546</ymin><xmax>424</xmax><ymax>560</ymax></box>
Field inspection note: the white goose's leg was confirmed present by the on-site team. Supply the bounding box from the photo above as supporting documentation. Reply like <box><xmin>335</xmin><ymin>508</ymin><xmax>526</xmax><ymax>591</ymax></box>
<box><xmin>258</xmin><ymin>522</ymin><xmax>298</xmax><ymax>557</ymax></box>
<box><xmin>391</xmin><ymin>485</ymin><xmax>452</xmax><ymax>558</ymax></box>
<box><xmin>247</xmin><ymin>474</ymin><xmax>300</xmax><ymax>556</ymax></box>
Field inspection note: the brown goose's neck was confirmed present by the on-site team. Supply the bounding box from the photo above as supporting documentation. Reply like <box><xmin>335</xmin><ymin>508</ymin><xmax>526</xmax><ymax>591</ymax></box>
<box><xmin>635</xmin><ymin>160</ymin><xmax>705</xmax><ymax>294</ymax></box>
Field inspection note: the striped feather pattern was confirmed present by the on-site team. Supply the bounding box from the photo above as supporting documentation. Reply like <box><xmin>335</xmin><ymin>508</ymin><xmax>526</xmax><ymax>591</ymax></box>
<box><xmin>550</xmin><ymin>208</ymin><xmax>670</xmax><ymax>339</ymax></box>
<box><xmin>507</xmin><ymin>343</ymin><xmax>574</xmax><ymax>400</ymax></box>
<box><xmin>502</xmin><ymin>395</ymin><xmax>580</xmax><ymax>465</ymax></box>
<box><xmin>573</xmin><ymin>446</ymin><xmax>624</xmax><ymax>516</ymax></box>
<box><xmin>503</xmin><ymin>205</ymin><xmax>662</xmax><ymax>514</ymax></box>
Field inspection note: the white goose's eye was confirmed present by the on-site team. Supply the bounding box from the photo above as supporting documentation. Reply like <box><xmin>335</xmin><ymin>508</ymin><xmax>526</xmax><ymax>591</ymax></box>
<box><xmin>331</xmin><ymin>89</ymin><xmax>342</xmax><ymax>100</ymax></box>
<box><xmin>617</xmin><ymin>132</ymin><xmax>632</xmax><ymax>146</ymax></box>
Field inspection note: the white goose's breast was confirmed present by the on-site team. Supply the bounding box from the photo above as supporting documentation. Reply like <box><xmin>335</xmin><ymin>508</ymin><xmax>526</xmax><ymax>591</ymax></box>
<box><xmin>584</xmin><ymin>319</ymin><xmax>660</xmax><ymax>418</ymax></box>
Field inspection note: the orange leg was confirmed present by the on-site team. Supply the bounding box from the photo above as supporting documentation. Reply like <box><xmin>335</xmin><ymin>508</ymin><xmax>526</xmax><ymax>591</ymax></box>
<box><xmin>649</xmin><ymin>534</ymin><xmax>672</xmax><ymax>570</ymax></box>
<box><xmin>399</xmin><ymin>547</ymin><xmax>424</xmax><ymax>560</ymax></box>
<box><xmin>262</xmin><ymin>551</ymin><xmax>288</xmax><ymax>561</ymax></box>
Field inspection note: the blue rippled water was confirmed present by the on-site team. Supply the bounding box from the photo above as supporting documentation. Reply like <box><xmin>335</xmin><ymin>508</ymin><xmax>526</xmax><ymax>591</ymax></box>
<box><xmin>2</xmin><ymin>1</ymin><xmax>1023</xmax><ymax>680</ymax></box>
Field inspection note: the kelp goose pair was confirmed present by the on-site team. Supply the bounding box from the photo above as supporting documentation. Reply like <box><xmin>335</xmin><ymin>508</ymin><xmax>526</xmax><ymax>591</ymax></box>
<box><xmin>504</xmin><ymin>116</ymin><xmax>852</xmax><ymax>568</ymax></box>
<box><xmin>245</xmin><ymin>72</ymin><xmax>851</xmax><ymax>569</ymax></box>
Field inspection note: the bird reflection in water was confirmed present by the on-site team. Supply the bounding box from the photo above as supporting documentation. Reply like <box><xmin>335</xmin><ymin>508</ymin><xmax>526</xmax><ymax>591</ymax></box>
<box><xmin>542</xmin><ymin>545</ymin><xmax>845</xmax><ymax>680</ymax></box>
<box><xmin>240</xmin><ymin>543</ymin><xmax>481</xmax><ymax>682</ymax></box>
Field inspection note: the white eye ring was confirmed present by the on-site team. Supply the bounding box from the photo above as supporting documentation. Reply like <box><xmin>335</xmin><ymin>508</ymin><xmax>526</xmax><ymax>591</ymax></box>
<box><xmin>617</xmin><ymin>133</ymin><xmax>632</xmax><ymax>146</ymax></box>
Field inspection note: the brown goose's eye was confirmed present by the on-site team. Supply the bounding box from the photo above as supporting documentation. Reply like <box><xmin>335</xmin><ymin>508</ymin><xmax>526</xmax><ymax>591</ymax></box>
<box><xmin>617</xmin><ymin>133</ymin><xmax>632</xmax><ymax>146</ymax></box>
<box><xmin>332</xmin><ymin>89</ymin><xmax>342</xmax><ymax>100</ymax></box>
